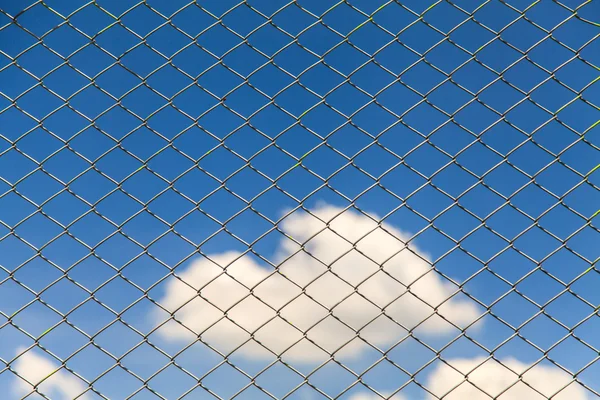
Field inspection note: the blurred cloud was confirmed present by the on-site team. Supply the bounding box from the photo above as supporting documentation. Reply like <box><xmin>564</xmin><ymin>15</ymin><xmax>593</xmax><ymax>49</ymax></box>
<box><xmin>155</xmin><ymin>205</ymin><xmax>480</xmax><ymax>362</ymax></box>
<box><xmin>12</xmin><ymin>347</ymin><xmax>89</xmax><ymax>399</ymax></box>
<box><xmin>348</xmin><ymin>392</ymin><xmax>406</xmax><ymax>400</ymax></box>
<box><xmin>426</xmin><ymin>357</ymin><xmax>588</xmax><ymax>400</ymax></box>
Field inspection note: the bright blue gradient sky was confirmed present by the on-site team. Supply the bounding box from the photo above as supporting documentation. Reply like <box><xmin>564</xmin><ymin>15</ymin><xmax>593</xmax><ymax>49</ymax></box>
<box><xmin>0</xmin><ymin>0</ymin><xmax>600</xmax><ymax>399</ymax></box>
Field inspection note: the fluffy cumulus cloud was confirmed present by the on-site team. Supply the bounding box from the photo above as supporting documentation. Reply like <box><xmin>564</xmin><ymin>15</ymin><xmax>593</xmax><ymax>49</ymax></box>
<box><xmin>155</xmin><ymin>205</ymin><xmax>480</xmax><ymax>362</ymax></box>
<box><xmin>12</xmin><ymin>347</ymin><xmax>89</xmax><ymax>399</ymax></box>
<box><xmin>426</xmin><ymin>357</ymin><xmax>588</xmax><ymax>400</ymax></box>
<box><xmin>345</xmin><ymin>359</ymin><xmax>588</xmax><ymax>400</ymax></box>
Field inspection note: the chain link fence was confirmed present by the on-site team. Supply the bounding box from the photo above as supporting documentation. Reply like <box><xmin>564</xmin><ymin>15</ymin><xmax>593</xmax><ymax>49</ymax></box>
<box><xmin>1</xmin><ymin>0</ymin><xmax>600</xmax><ymax>399</ymax></box>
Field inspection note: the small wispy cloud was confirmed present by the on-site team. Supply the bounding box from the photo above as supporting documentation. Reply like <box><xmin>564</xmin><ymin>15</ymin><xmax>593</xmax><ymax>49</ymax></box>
<box><xmin>426</xmin><ymin>357</ymin><xmax>588</xmax><ymax>399</ymax></box>
<box><xmin>12</xmin><ymin>347</ymin><xmax>90</xmax><ymax>400</ymax></box>
<box><xmin>348</xmin><ymin>392</ymin><xmax>406</xmax><ymax>400</ymax></box>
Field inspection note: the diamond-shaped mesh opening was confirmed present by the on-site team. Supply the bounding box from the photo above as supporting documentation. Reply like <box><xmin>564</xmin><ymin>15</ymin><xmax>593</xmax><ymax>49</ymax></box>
<box><xmin>0</xmin><ymin>1</ymin><xmax>599</xmax><ymax>399</ymax></box>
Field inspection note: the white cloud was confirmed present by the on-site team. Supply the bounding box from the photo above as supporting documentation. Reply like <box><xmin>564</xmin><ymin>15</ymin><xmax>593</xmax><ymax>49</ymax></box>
<box><xmin>348</xmin><ymin>392</ymin><xmax>406</xmax><ymax>400</ymax></box>
<box><xmin>425</xmin><ymin>357</ymin><xmax>588</xmax><ymax>400</ymax></box>
<box><xmin>12</xmin><ymin>347</ymin><xmax>89</xmax><ymax>400</ymax></box>
<box><xmin>339</xmin><ymin>358</ymin><xmax>588</xmax><ymax>400</ymax></box>
<box><xmin>155</xmin><ymin>205</ymin><xmax>480</xmax><ymax>362</ymax></box>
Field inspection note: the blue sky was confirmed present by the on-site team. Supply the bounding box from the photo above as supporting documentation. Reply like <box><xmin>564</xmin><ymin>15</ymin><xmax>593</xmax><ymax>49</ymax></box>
<box><xmin>0</xmin><ymin>0</ymin><xmax>600</xmax><ymax>399</ymax></box>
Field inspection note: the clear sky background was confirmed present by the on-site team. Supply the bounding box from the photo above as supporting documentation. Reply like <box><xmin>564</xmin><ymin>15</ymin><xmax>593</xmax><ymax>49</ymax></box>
<box><xmin>0</xmin><ymin>0</ymin><xmax>600</xmax><ymax>399</ymax></box>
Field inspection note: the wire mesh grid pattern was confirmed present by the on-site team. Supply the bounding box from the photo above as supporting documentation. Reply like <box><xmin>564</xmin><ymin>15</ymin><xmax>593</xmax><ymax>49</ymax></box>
<box><xmin>1</xmin><ymin>0</ymin><xmax>600</xmax><ymax>399</ymax></box>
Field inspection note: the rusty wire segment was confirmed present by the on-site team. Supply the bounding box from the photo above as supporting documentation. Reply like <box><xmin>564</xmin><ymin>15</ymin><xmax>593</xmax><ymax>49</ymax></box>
<box><xmin>1</xmin><ymin>0</ymin><xmax>600</xmax><ymax>399</ymax></box>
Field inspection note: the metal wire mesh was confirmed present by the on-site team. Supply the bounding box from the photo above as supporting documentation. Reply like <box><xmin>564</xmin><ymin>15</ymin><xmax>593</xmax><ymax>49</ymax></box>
<box><xmin>1</xmin><ymin>0</ymin><xmax>600</xmax><ymax>399</ymax></box>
